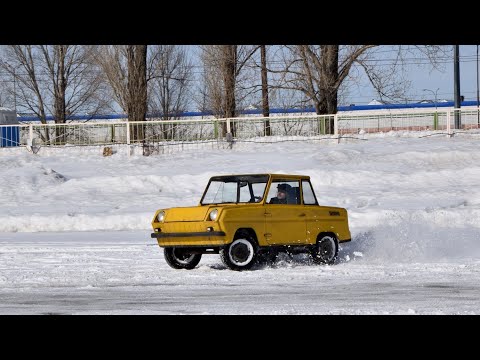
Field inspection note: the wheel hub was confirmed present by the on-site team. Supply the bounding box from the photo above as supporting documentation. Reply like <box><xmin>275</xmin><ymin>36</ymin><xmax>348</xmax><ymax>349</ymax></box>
<box><xmin>173</xmin><ymin>249</ymin><xmax>194</xmax><ymax>262</ymax></box>
<box><xmin>318</xmin><ymin>238</ymin><xmax>334</xmax><ymax>260</ymax></box>
<box><xmin>231</xmin><ymin>243</ymin><xmax>249</xmax><ymax>262</ymax></box>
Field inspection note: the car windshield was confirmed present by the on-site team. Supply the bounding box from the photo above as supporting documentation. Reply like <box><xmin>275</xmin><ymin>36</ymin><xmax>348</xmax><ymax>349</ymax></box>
<box><xmin>201</xmin><ymin>175</ymin><xmax>269</xmax><ymax>205</ymax></box>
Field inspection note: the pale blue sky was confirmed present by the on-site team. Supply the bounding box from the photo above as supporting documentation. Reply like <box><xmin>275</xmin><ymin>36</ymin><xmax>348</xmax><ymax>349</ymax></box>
<box><xmin>188</xmin><ymin>45</ymin><xmax>479</xmax><ymax>108</ymax></box>
<box><xmin>345</xmin><ymin>45</ymin><xmax>479</xmax><ymax>105</ymax></box>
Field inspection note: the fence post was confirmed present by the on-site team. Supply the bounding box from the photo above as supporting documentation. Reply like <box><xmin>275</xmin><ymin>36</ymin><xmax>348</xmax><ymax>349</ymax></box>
<box><xmin>29</xmin><ymin>124</ymin><xmax>33</xmax><ymax>145</ymax></box>
<box><xmin>334</xmin><ymin>114</ymin><xmax>338</xmax><ymax>135</ymax></box>
<box><xmin>226</xmin><ymin>118</ymin><xmax>231</xmax><ymax>134</ymax></box>
<box><xmin>446</xmin><ymin>110</ymin><xmax>451</xmax><ymax>136</ymax></box>
<box><xmin>126</xmin><ymin>120</ymin><xmax>130</xmax><ymax>145</ymax></box>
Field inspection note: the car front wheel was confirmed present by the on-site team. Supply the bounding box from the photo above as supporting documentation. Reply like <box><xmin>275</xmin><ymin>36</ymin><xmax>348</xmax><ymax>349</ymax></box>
<box><xmin>220</xmin><ymin>236</ymin><xmax>258</xmax><ymax>271</ymax></box>
<box><xmin>164</xmin><ymin>248</ymin><xmax>202</xmax><ymax>270</ymax></box>
<box><xmin>312</xmin><ymin>234</ymin><xmax>338</xmax><ymax>265</ymax></box>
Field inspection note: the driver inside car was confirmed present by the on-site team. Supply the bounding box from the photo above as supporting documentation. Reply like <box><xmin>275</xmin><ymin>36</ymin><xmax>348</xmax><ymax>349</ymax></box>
<box><xmin>269</xmin><ymin>183</ymin><xmax>290</xmax><ymax>204</ymax></box>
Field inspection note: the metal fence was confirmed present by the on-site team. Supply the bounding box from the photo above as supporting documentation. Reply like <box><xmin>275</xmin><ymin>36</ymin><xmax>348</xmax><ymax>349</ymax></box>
<box><xmin>336</xmin><ymin>107</ymin><xmax>480</xmax><ymax>135</ymax></box>
<box><xmin>2</xmin><ymin>107</ymin><xmax>480</xmax><ymax>151</ymax></box>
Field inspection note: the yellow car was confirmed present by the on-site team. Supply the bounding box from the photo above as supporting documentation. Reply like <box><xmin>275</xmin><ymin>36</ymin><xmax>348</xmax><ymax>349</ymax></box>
<box><xmin>151</xmin><ymin>174</ymin><xmax>351</xmax><ymax>271</ymax></box>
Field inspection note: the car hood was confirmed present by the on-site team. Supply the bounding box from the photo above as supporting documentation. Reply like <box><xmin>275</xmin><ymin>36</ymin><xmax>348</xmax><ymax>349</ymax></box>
<box><xmin>165</xmin><ymin>206</ymin><xmax>212</xmax><ymax>222</ymax></box>
<box><xmin>164</xmin><ymin>203</ymin><xmax>255</xmax><ymax>222</ymax></box>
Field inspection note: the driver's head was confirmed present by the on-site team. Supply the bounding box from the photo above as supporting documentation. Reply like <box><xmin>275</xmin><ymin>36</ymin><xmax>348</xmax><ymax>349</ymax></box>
<box><xmin>277</xmin><ymin>183</ymin><xmax>290</xmax><ymax>199</ymax></box>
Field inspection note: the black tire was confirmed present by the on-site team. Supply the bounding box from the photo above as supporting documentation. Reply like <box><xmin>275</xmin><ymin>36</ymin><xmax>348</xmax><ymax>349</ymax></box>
<box><xmin>164</xmin><ymin>247</ymin><xmax>202</xmax><ymax>270</ymax></box>
<box><xmin>220</xmin><ymin>233</ymin><xmax>258</xmax><ymax>271</ymax></box>
<box><xmin>257</xmin><ymin>248</ymin><xmax>279</xmax><ymax>266</ymax></box>
<box><xmin>311</xmin><ymin>234</ymin><xmax>338</xmax><ymax>265</ymax></box>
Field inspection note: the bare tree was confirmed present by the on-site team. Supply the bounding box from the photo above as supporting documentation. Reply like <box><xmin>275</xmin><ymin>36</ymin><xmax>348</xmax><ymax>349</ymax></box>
<box><xmin>41</xmin><ymin>46</ymin><xmax>108</xmax><ymax>132</ymax></box>
<box><xmin>127</xmin><ymin>45</ymin><xmax>147</xmax><ymax>123</ymax></box>
<box><xmin>199</xmin><ymin>45</ymin><xmax>259</xmax><ymax>135</ymax></box>
<box><xmin>94</xmin><ymin>46</ymin><xmax>128</xmax><ymax>111</ymax></box>
<box><xmin>95</xmin><ymin>45</ymin><xmax>147</xmax><ymax>141</ymax></box>
<box><xmin>355</xmin><ymin>45</ymin><xmax>449</xmax><ymax>103</ymax></box>
<box><xmin>147</xmin><ymin>45</ymin><xmax>192</xmax><ymax>119</ymax></box>
<box><xmin>271</xmin><ymin>45</ymin><xmax>373</xmax><ymax>133</ymax></box>
<box><xmin>1</xmin><ymin>45</ymin><xmax>109</xmax><ymax>143</ymax></box>
<box><xmin>198</xmin><ymin>56</ymin><xmax>223</xmax><ymax>117</ymax></box>
<box><xmin>1</xmin><ymin>45</ymin><xmax>49</xmax><ymax>134</ymax></box>
<box><xmin>271</xmin><ymin>45</ymin><xmax>448</xmax><ymax>133</ymax></box>
<box><xmin>0</xmin><ymin>83</ymin><xmax>12</xmax><ymax>108</ymax></box>
<box><xmin>146</xmin><ymin>45</ymin><xmax>193</xmax><ymax>140</ymax></box>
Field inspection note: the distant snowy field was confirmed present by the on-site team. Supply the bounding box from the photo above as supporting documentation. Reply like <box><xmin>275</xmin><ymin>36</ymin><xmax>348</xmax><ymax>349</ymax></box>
<box><xmin>1</xmin><ymin>131</ymin><xmax>480</xmax><ymax>314</ymax></box>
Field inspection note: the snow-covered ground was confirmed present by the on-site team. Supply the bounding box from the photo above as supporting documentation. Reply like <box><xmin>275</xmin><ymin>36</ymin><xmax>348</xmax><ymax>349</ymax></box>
<box><xmin>1</xmin><ymin>131</ymin><xmax>480</xmax><ymax>314</ymax></box>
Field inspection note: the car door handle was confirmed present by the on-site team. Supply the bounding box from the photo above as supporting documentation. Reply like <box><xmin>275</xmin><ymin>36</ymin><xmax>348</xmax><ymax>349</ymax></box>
<box><xmin>299</xmin><ymin>213</ymin><xmax>306</xmax><ymax>217</ymax></box>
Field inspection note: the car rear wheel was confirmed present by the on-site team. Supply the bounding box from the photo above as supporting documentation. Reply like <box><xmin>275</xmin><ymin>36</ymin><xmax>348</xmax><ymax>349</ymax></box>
<box><xmin>257</xmin><ymin>248</ymin><xmax>279</xmax><ymax>266</ymax></box>
<box><xmin>164</xmin><ymin>248</ymin><xmax>202</xmax><ymax>270</ymax></box>
<box><xmin>312</xmin><ymin>234</ymin><xmax>338</xmax><ymax>265</ymax></box>
<box><xmin>220</xmin><ymin>235</ymin><xmax>258</xmax><ymax>271</ymax></box>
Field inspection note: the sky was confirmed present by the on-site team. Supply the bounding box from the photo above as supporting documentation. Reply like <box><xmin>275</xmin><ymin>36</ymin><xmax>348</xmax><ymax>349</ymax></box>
<box><xmin>345</xmin><ymin>45</ymin><xmax>480</xmax><ymax>105</ymax></box>
<box><xmin>191</xmin><ymin>45</ymin><xmax>480</xmax><ymax>107</ymax></box>
<box><xmin>1</xmin><ymin>130</ymin><xmax>480</xmax><ymax>314</ymax></box>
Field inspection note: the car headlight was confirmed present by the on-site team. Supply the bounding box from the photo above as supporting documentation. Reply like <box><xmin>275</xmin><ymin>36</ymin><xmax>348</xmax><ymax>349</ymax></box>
<box><xmin>156</xmin><ymin>211</ymin><xmax>165</xmax><ymax>223</ymax></box>
<box><xmin>209</xmin><ymin>209</ymin><xmax>218</xmax><ymax>221</ymax></box>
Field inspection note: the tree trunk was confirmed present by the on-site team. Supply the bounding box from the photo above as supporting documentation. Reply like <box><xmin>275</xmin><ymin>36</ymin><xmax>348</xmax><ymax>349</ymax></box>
<box><xmin>317</xmin><ymin>45</ymin><xmax>339</xmax><ymax>134</ymax></box>
<box><xmin>260</xmin><ymin>45</ymin><xmax>271</xmax><ymax>136</ymax></box>
<box><xmin>54</xmin><ymin>45</ymin><xmax>68</xmax><ymax>144</ymax></box>
<box><xmin>223</xmin><ymin>45</ymin><xmax>237</xmax><ymax>136</ymax></box>
<box><xmin>39</xmin><ymin>105</ymin><xmax>50</xmax><ymax>144</ymax></box>
<box><xmin>127</xmin><ymin>45</ymin><xmax>148</xmax><ymax>141</ymax></box>
<box><xmin>223</xmin><ymin>45</ymin><xmax>237</xmax><ymax>118</ymax></box>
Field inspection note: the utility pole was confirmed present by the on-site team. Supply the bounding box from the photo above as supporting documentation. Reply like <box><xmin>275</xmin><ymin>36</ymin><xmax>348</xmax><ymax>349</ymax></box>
<box><xmin>477</xmin><ymin>44</ymin><xmax>479</xmax><ymax>126</ymax></box>
<box><xmin>260</xmin><ymin>45</ymin><xmax>271</xmax><ymax>136</ymax></box>
<box><xmin>454</xmin><ymin>45</ymin><xmax>461</xmax><ymax>129</ymax></box>
<box><xmin>13</xmin><ymin>67</ymin><xmax>16</xmax><ymax>113</ymax></box>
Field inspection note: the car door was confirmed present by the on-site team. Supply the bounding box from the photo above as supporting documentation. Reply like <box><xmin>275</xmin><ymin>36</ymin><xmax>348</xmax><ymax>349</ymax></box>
<box><xmin>264</xmin><ymin>180</ymin><xmax>307</xmax><ymax>245</ymax></box>
<box><xmin>301</xmin><ymin>179</ymin><xmax>329</xmax><ymax>245</ymax></box>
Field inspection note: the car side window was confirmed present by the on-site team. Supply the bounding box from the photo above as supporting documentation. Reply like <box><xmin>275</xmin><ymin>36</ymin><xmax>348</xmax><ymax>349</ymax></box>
<box><xmin>266</xmin><ymin>180</ymin><xmax>300</xmax><ymax>205</ymax></box>
<box><xmin>302</xmin><ymin>180</ymin><xmax>318</xmax><ymax>205</ymax></box>
<box><xmin>239</xmin><ymin>184</ymin><xmax>251</xmax><ymax>202</ymax></box>
<box><xmin>252</xmin><ymin>183</ymin><xmax>266</xmax><ymax>202</ymax></box>
<box><xmin>286</xmin><ymin>186</ymin><xmax>300</xmax><ymax>204</ymax></box>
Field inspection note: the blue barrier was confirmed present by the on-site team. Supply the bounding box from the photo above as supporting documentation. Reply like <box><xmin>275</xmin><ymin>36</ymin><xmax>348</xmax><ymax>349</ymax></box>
<box><xmin>0</xmin><ymin>126</ymin><xmax>20</xmax><ymax>147</ymax></box>
<box><xmin>16</xmin><ymin>100</ymin><xmax>480</xmax><ymax>122</ymax></box>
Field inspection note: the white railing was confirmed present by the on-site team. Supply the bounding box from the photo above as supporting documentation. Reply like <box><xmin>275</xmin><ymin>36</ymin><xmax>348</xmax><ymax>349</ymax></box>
<box><xmin>2</xmin><ymin>107</ymin><xmax>480</xmax><ymax>150</ymax></box>
<box><xmin>336</xmin><ymin>107</ymin><xmax>480</xmax><ymax>135</ymax></box>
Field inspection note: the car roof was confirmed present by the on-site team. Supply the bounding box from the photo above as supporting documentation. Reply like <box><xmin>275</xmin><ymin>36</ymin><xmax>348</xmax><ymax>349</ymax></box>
<box><xmin>269</xmin><ymin>174</ymin><xmax>310</xmax><ymax>180</ymax></box>
<box><xmin>209</xmin><ymin>174</ymin><xmax>310</xmax><ymax>180</ymax></box>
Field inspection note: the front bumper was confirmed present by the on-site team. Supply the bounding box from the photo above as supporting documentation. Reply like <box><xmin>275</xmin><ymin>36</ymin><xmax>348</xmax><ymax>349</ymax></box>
<box><xmin>151</xmin><ymin>230</ymin><xmax>228</xmax><ymax>247</ymax></box>
<box><xmin>151</xmin><ymin>231</ymin><xmax>226</xmax><ymax>238</ymax></box>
